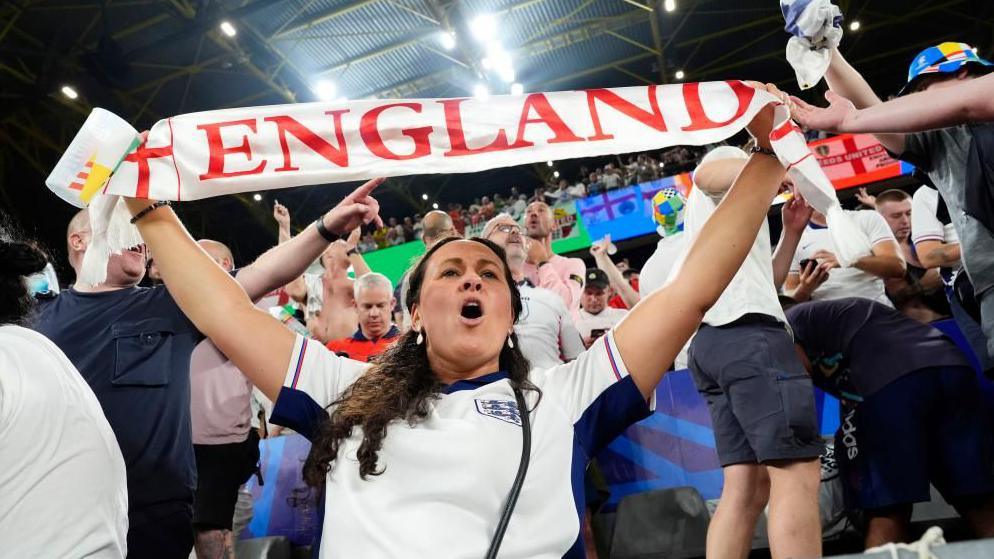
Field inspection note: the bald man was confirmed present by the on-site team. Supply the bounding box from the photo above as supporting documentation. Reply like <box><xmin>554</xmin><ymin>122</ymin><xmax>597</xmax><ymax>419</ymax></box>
<box><xmin>397</xmin><ymin>210</ymin><xmax>461</xmax><ymax>330</ymax></box>
<box><xmin>522</xmin><ymin>201</ymin><xmax>586</xmax><ymax>315</ymax></box>
<box><xmin>32</xmin><ymin>201</ymin><xmax>367</xmax><ymax>558</ymax></box>
<box><xmin>189</xmin><ymin>240</ymin><xmax>261</xmax><ymax>559</ymax></box>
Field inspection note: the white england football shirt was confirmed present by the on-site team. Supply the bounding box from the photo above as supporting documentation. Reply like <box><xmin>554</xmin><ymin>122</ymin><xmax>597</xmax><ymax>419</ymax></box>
<box><xmin>790</xmin><ymin>210</ymin><xmax>897</xmax><ymax>306</ymax></box>
<box><xmin>270</xmin><ymin>331</ymin><xmax>652</xmax><ymax>558</ymax></box>
<box><xmin>0</xmin><ymin>325</ymin><xmax>128</xmax><ymax>557</ymax></box>
<box><xmin>911</xmin><ymin>186</ymin><xmax>959</xmax><ymax>246</ymax></box>
<box><xmin>516</xmin><ymin>284</ymin><xmax>585</xmax><ymax>369</ymax></box>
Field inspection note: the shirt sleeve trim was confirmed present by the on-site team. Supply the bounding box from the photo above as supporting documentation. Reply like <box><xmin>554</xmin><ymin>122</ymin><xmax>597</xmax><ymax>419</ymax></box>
<box><xmin>287</xmin><ymin>336</ymin><xmax>309</xmax><ymax>389</ymax></box>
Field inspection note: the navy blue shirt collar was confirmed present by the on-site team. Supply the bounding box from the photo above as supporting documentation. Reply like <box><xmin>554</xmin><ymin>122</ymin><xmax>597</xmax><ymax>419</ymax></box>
<box><xmin>351</xmin><ymin>324</ymin><xmax>400</xmax><ymax>342</ymax></box>
<box><xmin>442</xmin><ymin>371</ymin><xmax>509</xmax><ymax>394</ymax></box>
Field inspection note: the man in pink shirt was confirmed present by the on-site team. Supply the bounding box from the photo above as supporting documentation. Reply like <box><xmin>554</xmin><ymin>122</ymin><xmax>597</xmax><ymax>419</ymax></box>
<box><xmin>522</xmin><ymin>201</ymin><xmax>586</xmax><ymax>315</ymax></box>
<box><xmin>189</xmin><ymin>240</ymin><xmax>264</xmax><ymax>558</ymax></box>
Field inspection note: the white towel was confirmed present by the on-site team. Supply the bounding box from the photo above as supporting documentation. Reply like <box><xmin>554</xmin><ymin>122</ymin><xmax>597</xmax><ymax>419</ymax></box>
<box><xmin>781</xmin><ymin>0</ymin><xmax>844</xmax><ymax>90</ymax></box>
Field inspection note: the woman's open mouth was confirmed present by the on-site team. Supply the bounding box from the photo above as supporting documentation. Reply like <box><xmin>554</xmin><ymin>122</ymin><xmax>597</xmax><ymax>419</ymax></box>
<box><xmin>459</xmin><ymin>298</ymin><xmax>484</xmax><ymax>324</ymax></box>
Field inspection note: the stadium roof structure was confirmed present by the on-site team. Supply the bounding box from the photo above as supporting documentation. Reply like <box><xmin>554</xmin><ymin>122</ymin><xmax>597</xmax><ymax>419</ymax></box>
<box><xmin>1</xmin><ymin>0</ymin><xmax>991</xmax><ymax>267</ymax></box>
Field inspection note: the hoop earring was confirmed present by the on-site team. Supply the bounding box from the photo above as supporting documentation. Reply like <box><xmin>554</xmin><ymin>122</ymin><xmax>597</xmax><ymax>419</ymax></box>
<box><xmin>416</xmin><ymin>330</ymin><xmax>424</xmax><ymax>345</ymax></box>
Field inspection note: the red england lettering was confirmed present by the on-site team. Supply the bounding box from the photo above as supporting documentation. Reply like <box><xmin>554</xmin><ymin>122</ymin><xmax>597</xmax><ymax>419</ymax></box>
<box><xmin>680</xmin><ymin>81</ymin><xmax>756</xmax><ymax>132</ymax></box>
<box><xmin>439</xmin><ymin>99</ymin><xmax>512</xmax><ymax>157</ymax></box>
<box><xmin>586</xmin><ymin>86</ymin><xmax>667</xmax><ymax>141</ymax></box>
<box><xmin>264</xmin><ymin>110</ymin><xmax>350</xmax><ymax>171</ymax></box>
<box><xmin>360</xmin><ymin>103</ymin><xmax>432</xmax><ymax>160</ymax></box>
<box><xmin>197</xmin><ymin>118</ymin><xmax>266</xmax><ymax>180</ymax></box>
<box><xmin>509</xmin><ymin>93</ymin><xmax>584</xmax><ymax>149</ymax></box>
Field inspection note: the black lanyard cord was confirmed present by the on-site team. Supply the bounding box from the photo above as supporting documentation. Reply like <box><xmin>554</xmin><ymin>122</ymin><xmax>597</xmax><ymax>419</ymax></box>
<box><xmin>484</xmin><ymin>385</ymin><xmax>532</xmax><ymax>559</ymax></box>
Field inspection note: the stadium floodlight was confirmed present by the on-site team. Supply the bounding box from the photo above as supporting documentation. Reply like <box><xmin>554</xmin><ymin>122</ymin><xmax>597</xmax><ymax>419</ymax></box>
<box><xmin>313</xmin><ymin>80</ymin><xmax>337</xmax><ymax>101</ymax></box>
<box><xmin>553</xmin><ymin>171</ymin><xmax>560</xmax><ymax>178</ymax></box>
<box><xmin>432</xmin><ymin>202</ymin><xmax>439</xmax><ymax>209</ymax></box>
<box><xmin>664</xmin><ymin>0</ymin><xmax>676</xmax><ymax>12</ymax></box>
<box><xmin>219</xmin><ymin>21</ymin><xmax>237</xmax><ymax>37</ymax></box>
<box><xmin>510</xmin><ymin>83</ymin><xmax>524</xmax><ymax>96</ymax></box>
<box><xmin>438</xmin><ymin>31</ymin><xmax>457</xmax><ymax>50</ymax></box>
<box><xmin>60</xmin><ymin>85</ymin><xmax>79</xmax><ymax>100</ymax></box>
<box><xmin>471</xmin><ymin>14</ymin><xmax>498</xmax><ymax>42</ymax></box>
<box><xmin>422</xmin><ymin>193</ymin><xmax>429</xmax><ymax>200</ymax></box>
<box><xmin>253</xmin><ymin>193</ymin><xmax>262</xmax><ymax>202</ymax></box>
<box><xmin>674</xmin><ymin>70</ymin><xmax>685</xmax><ymax>80</ymax></box>
<box><xmin>473</xmin><ymin>83</ymin><xmax>490</xmax><ymax>100</ymax></box>
<box><xmin>546</xmin><ymin>161</ymin><xmax>554</xmax><ymax>167</ymax></box>
<box><xmin>849</xmin><ymin>20</ymin><xmax>861</xmax><ymax>31</ymax></box>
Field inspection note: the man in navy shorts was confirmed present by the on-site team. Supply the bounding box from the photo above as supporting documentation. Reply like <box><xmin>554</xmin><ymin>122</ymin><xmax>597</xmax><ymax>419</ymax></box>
<box><xmin>786</xmin><ymin>297</ymin><xmax>994</xmax><ymax>548</ymax></box>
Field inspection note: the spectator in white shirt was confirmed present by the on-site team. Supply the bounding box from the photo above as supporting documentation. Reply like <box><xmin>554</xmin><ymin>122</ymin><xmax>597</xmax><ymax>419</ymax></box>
<box><xmin>784</xmin><ymin>208</ymin><xmax>905</xmax><ymax>305</ymax></box>
<box><xmin>0</xmin><ymin>237</ymin><xmax>128</xmax><ymax>557</ymax></box>
<box><xmin>575</xmin><ymin>268</ymin><xmax>628</xmax><ymax>347</ymax></box>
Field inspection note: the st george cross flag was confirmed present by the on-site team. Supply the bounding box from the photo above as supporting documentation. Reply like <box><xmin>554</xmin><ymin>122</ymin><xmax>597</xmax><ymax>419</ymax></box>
<box><xmin>46</xmin><ymin>81</ymin><xmax>871</xmax><ymax>284</ymax></box>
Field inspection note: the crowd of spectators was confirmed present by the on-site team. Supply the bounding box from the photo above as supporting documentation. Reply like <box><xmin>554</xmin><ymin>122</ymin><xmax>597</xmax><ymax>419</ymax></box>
<box><xmin>353</xmin><ymin>146</ymin><xmax>702</xmax><ymax>253</ymax></box>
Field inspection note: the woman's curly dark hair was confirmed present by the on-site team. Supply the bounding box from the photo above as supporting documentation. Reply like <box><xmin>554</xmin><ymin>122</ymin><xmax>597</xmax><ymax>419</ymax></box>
<box><xmin>0</xmin><ymin>221</ymin><xmax>48</xmax><ymax>325</ymax></box>
<box><xmin>303</xmin><ymin>236</ymin><xmax>539</xmax><ymax>486</ymax></box>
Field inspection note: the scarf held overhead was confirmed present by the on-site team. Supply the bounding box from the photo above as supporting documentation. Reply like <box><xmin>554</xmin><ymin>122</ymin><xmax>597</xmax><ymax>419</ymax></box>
<box><xmin>46</xmin><ymin>81</ymin><xmax>871</xmax><ymax>284</ymax></box>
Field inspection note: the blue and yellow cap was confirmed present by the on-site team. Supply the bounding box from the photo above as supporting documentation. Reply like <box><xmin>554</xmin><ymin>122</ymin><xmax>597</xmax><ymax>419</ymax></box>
<box><xmin>899</xmin><ymin>42</ymin><xmax>992</xmax><ymax>96</ymax></box>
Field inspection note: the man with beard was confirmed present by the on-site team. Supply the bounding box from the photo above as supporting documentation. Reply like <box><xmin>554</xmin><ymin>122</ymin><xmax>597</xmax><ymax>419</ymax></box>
<box><xmin>521</xmin><ymin>201</ymin><xmax>586</xmax><ymax>316</ymax></box>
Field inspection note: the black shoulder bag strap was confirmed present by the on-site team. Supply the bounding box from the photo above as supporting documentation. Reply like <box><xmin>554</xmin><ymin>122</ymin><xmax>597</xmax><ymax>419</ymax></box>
<box><xmin>485</xmin><ymin>386</ymin><xmax>532</xmax><ymax>559</ymax></box>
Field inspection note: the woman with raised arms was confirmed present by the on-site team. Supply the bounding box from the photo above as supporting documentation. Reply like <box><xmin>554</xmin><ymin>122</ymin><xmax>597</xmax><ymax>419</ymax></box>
<box><xmin>126</xmin><ymin>85</ymin><xmax>787</xmax><ymax>558</ymax></box>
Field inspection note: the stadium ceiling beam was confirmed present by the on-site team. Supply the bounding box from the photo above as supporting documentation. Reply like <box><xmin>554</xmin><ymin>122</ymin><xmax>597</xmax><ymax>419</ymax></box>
<box><xmin>618</xmin><ymin>0</ymin><xmax>653</xmax><ymax>12</ymax></box>
<box><xmin>648</xmin><ymin>0</ymin><xmax>668</xmax><ymax>84</ymax></box>
<box><xmin>519</xmin><ymin>9</ymin><xmax>649</xmax><ymax>58</ymax></box>
<box><xmin>673</xmin><ymin>15</ymin><xmax>781</xmax><ymax>48</ymax></box>
<box><xmin>313</xmin><ymin>28</ymin><xmax>440</xmax><ymax>77</ymax></box>
<box><xmin>364</xmin><ymin>8</ymin><xmax>648</xmax><ymax>99</ymax></box>
<box><xmin>538</xmin><ymin>51</ymin><xmax>654</xmax><ymax>88</ymax></box>
<box><xmin>0</xmin><ymin>0</ymin><xmax>28</xmax><ymax>45</ymax></box>
<box><xmin>424</xmin><ymin>0</ymin><xmax>484</xmax><ymax>82</ymax></box>
<box><xmin>603</xmin><ymin>30</ymin><xmax>658</xmax><ymax>56</ymax></box>
<box><xmin>124</xmin><ymin>0</ymin><xmax>273</xmax><ymax>61</ymax></box>
<box><xmin>274</xmin><ymin>0</ymin><xmax>383</xmax><ymax>39</ymax></box>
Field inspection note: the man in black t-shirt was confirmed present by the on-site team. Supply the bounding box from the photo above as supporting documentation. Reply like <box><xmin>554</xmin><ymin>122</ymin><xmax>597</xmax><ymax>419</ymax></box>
<box><xmin>786</xmin><ymin>298</ymin><xmax>994</xmax><ymax>548</ymax></box>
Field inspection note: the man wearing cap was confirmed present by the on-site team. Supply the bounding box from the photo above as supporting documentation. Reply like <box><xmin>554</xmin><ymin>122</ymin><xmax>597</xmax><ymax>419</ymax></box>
<box><xmin>574</xmin><ymin>268</ymin><xmax>628</xmax><ymax>348</ymax></box>
<box><xmin>793</xmin><ymin>43</ymin><xmax>994</xmax><ymax>360</ymax></box>
<box><xmin>682</xmin><ymin>146</ymin><xmax>824</xmax><ymax>559</ymax></box>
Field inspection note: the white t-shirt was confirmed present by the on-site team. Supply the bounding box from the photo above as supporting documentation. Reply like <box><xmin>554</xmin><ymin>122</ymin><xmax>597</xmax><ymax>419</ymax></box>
<box><xmin>639</xmin><ymin>233</ymin><xmax>692</xmax><ymax>369</ymax></box>
<box><xmin>270</xmin><ymin>333</ymin><xmax>652</xmax><ymax>558</ymax></box>
<box><xmin>0</xmin><ymin>325</ymin><xmax>128</xmax><ymax>557</ymax></box>
<box><xmin>638</xmin><ymin>233</ymin><xmax>690</xmax><ymax>297</ymax></box>
<box><xmin>574</xmin><ymin>307</ymin><xmax>628</xmax><ymax>341</ymax></box>
<box><xmin>790</xmin><ymin>210</ymin><xmax>897</xmax><ymax>306</ymax></box>
<box><xmin>912</xmin><ymin>186</ymin><xmax>960</xmax><ymax>246</ymax></box>
<box><xmin>516</xmin><ymin>284</ymin><xmax>585</xmax><ymax>370</ymax></box>
<box><xmin>679</xmin><ymin>189</ymin><xmax>785</xmax><ymax>327</ymax></box>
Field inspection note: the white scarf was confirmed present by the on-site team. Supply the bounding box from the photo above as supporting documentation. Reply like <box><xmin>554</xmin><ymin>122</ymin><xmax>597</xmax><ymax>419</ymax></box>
<box><xmin>46</xmin><ymin>81</ymin><xmax>870</xmax><ymax>284</ymax></box>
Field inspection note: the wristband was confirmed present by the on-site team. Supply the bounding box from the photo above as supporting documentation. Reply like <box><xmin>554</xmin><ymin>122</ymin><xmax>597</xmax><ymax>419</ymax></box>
<box><xmin>749</xmin><ymin>145</ymin><xmax>777</xmax><ymax>159</ymax></box>
<box><xmin>130</xmin><ymin>201</ymin><xmax>171</xmax><ymax>224</ymax></box>
<box><xmin>314</xmin><ymin>217</ymin><xmax>342</xmax><ymax>243</ymax></box>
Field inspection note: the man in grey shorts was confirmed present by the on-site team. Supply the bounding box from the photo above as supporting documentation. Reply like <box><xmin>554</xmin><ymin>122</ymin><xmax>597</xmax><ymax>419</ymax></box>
<box><xmin>681</xmin><ymin>147</ymin><xmax>824</xmax><ymax>559</ymax></box>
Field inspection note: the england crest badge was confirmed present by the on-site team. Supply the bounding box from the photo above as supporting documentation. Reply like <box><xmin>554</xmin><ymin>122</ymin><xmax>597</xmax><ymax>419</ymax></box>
<box><xmin>474</xmin><ymin>399</ymin><xmax>522</xmax><ymax>426</ymax></box>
